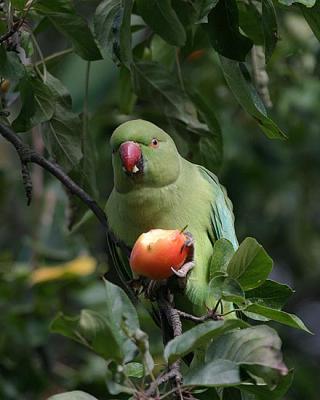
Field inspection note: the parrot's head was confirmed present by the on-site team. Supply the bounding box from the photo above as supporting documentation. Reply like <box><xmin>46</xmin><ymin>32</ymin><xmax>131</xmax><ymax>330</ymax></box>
<box><xmin>110</xmin><ymin>119</ymin><xmax>181</xmax><ymax>193</ymax></box>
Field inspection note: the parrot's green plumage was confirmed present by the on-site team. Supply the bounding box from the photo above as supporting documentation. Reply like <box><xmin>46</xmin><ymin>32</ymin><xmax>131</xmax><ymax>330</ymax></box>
<box><xmin>106</xmin><ymin>119</ymin><xmax>238</xmax><ymax>309</ymax></box>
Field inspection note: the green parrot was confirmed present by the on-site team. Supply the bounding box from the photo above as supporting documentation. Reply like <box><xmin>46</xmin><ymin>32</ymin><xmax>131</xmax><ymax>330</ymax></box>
<box><xmin>106</xmin><ymin>119</ymin><xmax>238</xmax><ymax>311</ymax></box>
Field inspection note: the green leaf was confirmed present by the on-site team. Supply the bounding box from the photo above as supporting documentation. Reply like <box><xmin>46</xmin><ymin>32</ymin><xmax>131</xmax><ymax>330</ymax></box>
<box><xmin>209</xmin><ymin>275</ymin><xmax>245</xmax><ymax>304</ymax></box>
<box><xmin>194</xmin><ymin>0</ymin><xmax>219</xmax><ymax>23</ymax></box>
<box><xmin>130</xmin><ymin>329</ymin><xmax>154</xmax><ymax>374</ymax></box>
<box><xmin>0</xmin><ymin>46</ymin><xmax>25</xmax><ymax>80</ymax></box>
<box><xmin>245</xmin><ymin>280</ymin><xmax>294</xmax><ymax>309</ymax></box>
<box><xmin>94</xmin><ymin>0</ymin><xmax>133</xmax><ymax>67</ymax></box>
<box><xmin>34</xmin><ymin>0</ymin><xmax>102</xmax><ymax>61</ymax></box>
<box><xmin>222</xmin><ymin>388</ymin><xmax>243</xmax><ymax>400</ymax></box>
<box><xmin>42</xmin><ymin>73</ymin><xmax>83</xmax><ymax>172</ymax></box>
<box><xmin>119</xmin><ymin>66</ymin><xmax>136</xmax><ymax>114</ymax></box>
<box><xmin>227</xmin><ymin>237</ymin><xmax>273</xmax><ymax>291</ymax></box>
<box><xmin>244</xmin><ymin>303</ymin><xmax>312</xmax><ymax>333</ymax></box>
<box><xmin>13</xmin><ymin>75</ymin><xmax>55</xmax><ymax>132</ymax></box>
<box><xmin>150</xmin><ymin>34</ymin><xmax>175</xmax><ymax>68</ymax></box>
<box><xmin>184</xmin><ymin>359</ymin><xmax>242</xmax><ymax>387</ymax></box>
<box><xmin>106</xmin><ymin>364</ymin><xmax>136</xmax><ymax>395</ymax></box>
<box><xmin>299</xmin><ymin>2</ymin><xmax>320</xmax><ymax>42</ymax></box>
<box><xmin>240</xmin><ymin>369</ymin><xmax>294</xmax><ymax>400</ymax></box>
<box><xmin>124</xmin><ymin>362</ymin><xmax>144</xmax><ymax>378</ymax></box>
<box><xmin>208</xmin><ymin>238</ymin><xmax>235</xmax><ymax>279</ymax></box>
<box><xmin>136</xmin><ymin>0</ymin><xmax>186</xmax><ymax>46</ymax></box>
<box><xmin>43</xmin><ymin>102</ymin><xmax>83</xmax><ymax>172</ymax></box>
<box><xmin>45</xmin><ymin>72</ymin><xmax>72</xmax><ymax>108</ymax></box>
<box><xmin>50</xmin><ymin>309</ymin><xmax>123</xmax><ymax>361</ymax></box>
<box><xmin>164</xmin><ymin>319</ymin><xmax>247</xmax><ymax>365</ymax></box>
<box><xmin>278</xmin><ymin>0</ymin><xmax>315</xmax><ymax>6</ymax></box>
<box><xmin>132</xmin><ymin>61</ymin><xmax>209</xmax><ymax>136</ymax></box>
<box><xmin>103</xmin><ymin>278</ymin><xmax>139</xmax><ymax>362</ymax></box>
<box><xmin>189</xmin><ymin>91</ymin><xmax>223</xmax><ymax>172</ymax></box>
<box><xmin>237</xmin><ymin>1</ymin><xmax>263</xmax><ymax>45</ymax></box>
<box><xmin>47</xmin><ymin>391</ymin><xmax>98</xmax><ymax>400</ymax></box>
<box><xmin>206</xmin><ymin>325</ymin><xmax>288</xmax><ymax>386</ymax></box>
<box><xmin>103</xmin><ymin>278</ymin><xmax>139</xmax><ymax>332</ymax></box>
<box><xmin>262</xmin><ymin>0</ymin><xmax>278</xmax><ymax>63</ymax></box>
<box><xmin>11</xmin><ymin>0</ymin><xmax>28</xmax><ymax>10</ymax></box>
<box><xmin>219</xmin><ymin>56</ymin><xmax>287</xmax><ymax>139</ymax></box>
<box><xmin>20</xmin><ymin>31</ymin><xmax>34</xmax><ymax>59</ymax></box>
<box><xmin>204</xmin><ymin>0</ymin><xmax>252</xmax><ymax>61</ymax></box>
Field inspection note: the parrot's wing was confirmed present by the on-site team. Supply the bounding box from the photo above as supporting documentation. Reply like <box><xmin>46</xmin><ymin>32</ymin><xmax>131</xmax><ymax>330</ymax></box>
<box><xmin>106</xmin><ymin>232</ymin><xmax>135</xmax><ymax>297</ymax></box>
<box><xmin>106</xmin><ymin>232</ymin><xmax>163</xmax><ymax>328</ymax></box>
<box><xmin>198</xmin><ymin>166</ymin><xmax>239</xmax><ymax>250</ymax></box>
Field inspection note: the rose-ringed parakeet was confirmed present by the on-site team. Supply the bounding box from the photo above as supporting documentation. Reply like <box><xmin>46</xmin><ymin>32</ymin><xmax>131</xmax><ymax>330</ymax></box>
<box><xmin>106</xmin><ymin>119</ymin><xmax>238</xmax><ymax>311</ymax></box>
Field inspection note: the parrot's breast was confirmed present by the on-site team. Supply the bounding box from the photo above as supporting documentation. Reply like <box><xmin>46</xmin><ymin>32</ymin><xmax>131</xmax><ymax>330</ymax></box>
<box><xmin>106</xmin><ymin>160</ymin><xmax>216</xmax><ymax>308</ymax></box>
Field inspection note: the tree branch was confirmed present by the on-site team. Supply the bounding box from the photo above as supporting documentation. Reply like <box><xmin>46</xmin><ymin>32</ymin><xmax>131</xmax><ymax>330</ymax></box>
<box><xmin>145</xmin><ymin>291</ymin><xmax>184</xmax><ymax>398</ymax></box>
<box><xmin>144</xmin><ymin>368</ymin><xmax>178</xmax><ymax>397</ymax></box>
<box><xmin>0</xmin><ymin>122</ymin><xmax>109</xmax><ymax>229</ymax></box>
<box><xmin>0</xmin><ymin>25</ymin><xmax>19</xmax><ymax>44</ymax></box>
<box><xmin>0</xmin><ymin>0</ymin><xmax>35</xmax><ymax>45</ymax></box>
<box><xmin>176</xmin><ymin>308</ymin><xmax>222</xmax><ymax>323</ymax></box>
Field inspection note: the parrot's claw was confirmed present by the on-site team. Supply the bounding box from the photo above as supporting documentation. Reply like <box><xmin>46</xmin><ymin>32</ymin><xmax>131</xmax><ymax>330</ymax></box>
<box><xmin>127</xmin><ymin>277</ymin><xmax>145</xmax><ymax>296</ymax></box>
<box><xmin>182</xmin><ymin>231</ymin><xmax>194</xmax><ymax>248</ymax></box>
<box><xmin>169</xmin><ymin>231</ymin><xmax>196</xmax><ymax>289</ymax></box>
<box><xmin>171</xmin><ymin>231</ymin><xmax>195</xmax><ymax>279</ymax></box>
<box><xmin>171</xmin><ymin>261</ymin><xmax>195</xmax><ymax>278</ymax></box>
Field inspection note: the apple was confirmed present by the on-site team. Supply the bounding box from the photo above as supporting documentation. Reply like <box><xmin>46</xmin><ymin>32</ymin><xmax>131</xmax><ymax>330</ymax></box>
<box><xmin>130</xmin><ymin>229</ymin><xmax>189</xmax><ymax>280</ymax></box>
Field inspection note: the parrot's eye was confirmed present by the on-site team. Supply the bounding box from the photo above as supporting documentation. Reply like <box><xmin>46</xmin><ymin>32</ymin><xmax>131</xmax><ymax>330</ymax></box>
<box><xmin>150</xmin><ymin>138</ymin><xmax>159</xmax><ymax>148</ymax></box>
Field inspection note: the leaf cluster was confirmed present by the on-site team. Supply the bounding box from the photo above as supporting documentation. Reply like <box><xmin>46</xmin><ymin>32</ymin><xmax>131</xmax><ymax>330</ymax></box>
<box><xmin>47</xmin><ymin>237</ymin><xmax>311</xmax><ymax>399</ymax></box>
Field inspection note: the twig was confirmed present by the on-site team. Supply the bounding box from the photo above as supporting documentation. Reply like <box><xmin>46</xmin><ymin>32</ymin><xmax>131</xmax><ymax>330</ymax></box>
<box><xmin>251</xmin><ymin>45</ymin><xmax>272</xmax><ymax>108</ymax></box>
<box><xmin>34</xmin><ymin>48</ymin><xmax>73</xmax><ymax>67</ymax></box>
<box><xmin>175</xmin><ymin>48</ymin><xmax>185</xmax><ymax>91</ymax></box>
<box><xmin>176</xmin><ymin>308</ymin><xmax>222</xmax><ymax>323</ymax></box>
<box><xmin>220</xmin><ymin>308</ymin><xmax>239</xmax><ymax>318</ymax></box>
<box><xmin>0</xmin><ymin>25</ymin><xmax>19</xmax><ymax>44</ymax></box>
<box><xmin>0</xmin><ymin>122</ymin><xmax>109</xmax><ymax>229</ymax></box>
<box><xmin>145</xmin><ymin>368</ymin><xmax>178</xmax><ymax>397</ymax></box>
<box><xmin>0</xmin><ymin>0</ymin><xmax>35</xmax><ymax>44</ymax></box>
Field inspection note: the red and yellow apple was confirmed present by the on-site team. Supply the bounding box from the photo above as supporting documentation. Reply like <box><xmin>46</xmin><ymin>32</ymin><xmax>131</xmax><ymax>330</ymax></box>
<box><xmin>130</xmin><ymin>229</ymin><xmax>189</xmax><ymax>280</ymax></box>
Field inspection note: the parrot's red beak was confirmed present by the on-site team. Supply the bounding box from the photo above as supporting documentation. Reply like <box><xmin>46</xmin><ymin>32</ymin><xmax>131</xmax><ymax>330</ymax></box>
<box><xmin>119</xmin><ymin>141</ymin><xmax>143</xmax><ymax>174</ymax></box>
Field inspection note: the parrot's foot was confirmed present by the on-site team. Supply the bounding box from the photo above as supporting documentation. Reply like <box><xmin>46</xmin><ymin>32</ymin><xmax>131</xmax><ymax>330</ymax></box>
<box><xmin>171</xmin><ymin>231</ymin><xmax>195</xmax><ymax>278</ymax></box>
<box><xmin>171</xmin><ymin>260</ymin><xmax>195</xmax><ymax>278</ymax></box>
<box><xmin>127</xmin><ymin>277</ymin><xmax>145</xmax><ymax>296</ymax></box>
<box><xmin>183</xmin><ymin>231</ymin><xmax>194</xmax><ymax>247</ymax></box>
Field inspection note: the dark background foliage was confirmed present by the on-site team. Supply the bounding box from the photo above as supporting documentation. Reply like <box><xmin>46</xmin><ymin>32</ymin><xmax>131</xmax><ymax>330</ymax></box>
<box><xmin>0</xmin><ymin>0</ymin><xmax>319</xmax><ymax>399</ymax></box>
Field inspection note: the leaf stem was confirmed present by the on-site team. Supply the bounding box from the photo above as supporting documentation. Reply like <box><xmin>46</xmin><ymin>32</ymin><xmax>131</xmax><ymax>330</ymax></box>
<box><xmin>175</xmin><ymin>48</ymin><xmax>185</xmax><ymax>91</ymax></box>
<box><xmin>220</xmin><ymin>308</ymin><xmax>240</xmax><ymax>318</ymax></box>
<box><xmin>34</xmin><ymin>48</ymin><xmax>73</xmax><ymax>67</ymax></box>
<box><xmin>31</xmin><ymin>32</ymin><xmax>47</xmax><ymax>82</ymax></box>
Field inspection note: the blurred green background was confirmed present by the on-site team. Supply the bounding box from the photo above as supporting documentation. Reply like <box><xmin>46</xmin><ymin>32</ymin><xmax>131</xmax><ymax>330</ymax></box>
<box><xmin>0</xmin><ymin>5</ymin><xmax>319</xmax><ymax>400</ymax></box>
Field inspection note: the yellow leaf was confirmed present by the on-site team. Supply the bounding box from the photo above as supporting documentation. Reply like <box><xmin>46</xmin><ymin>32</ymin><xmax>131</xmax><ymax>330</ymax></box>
<box><xmin>30</xmin><ymin>256</ymin><xmax>96</xmax><ymax>285</ymax></box>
